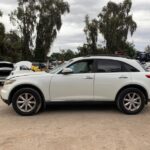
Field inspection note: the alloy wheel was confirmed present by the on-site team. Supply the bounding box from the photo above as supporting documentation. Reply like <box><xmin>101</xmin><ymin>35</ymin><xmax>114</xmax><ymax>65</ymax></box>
<box><xmin>123</xmin><ymin>92</ymin><xmax>142</xmax><ymax>112</ymax></box>
<box><xmin>16</xmin><ymin>93</ymin><xmax>37</xmax><ymax>113</ymax></box>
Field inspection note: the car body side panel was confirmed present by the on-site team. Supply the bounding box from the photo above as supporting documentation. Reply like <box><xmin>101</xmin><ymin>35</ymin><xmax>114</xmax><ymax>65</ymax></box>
<box><xmin>1</xmin><ymin>74</ymin><xmax>52</xmax><ymax>101</ymax></box>
<box><xmin>130</xmin><ymin>72</ymin><xmax>150</xmax><ymax>99</ymax></box>
<box><xmin>94</xmin><ymin>72</ymin><xmax>132</xmax><ymax>101</ymax></box>
<box><xmin>50</xmin><ymin>73</ymin><xmax>94</xmax><ymax>101</ymax></box>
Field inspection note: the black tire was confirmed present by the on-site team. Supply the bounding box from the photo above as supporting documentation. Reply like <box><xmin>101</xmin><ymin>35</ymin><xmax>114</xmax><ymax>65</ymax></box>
<box><xmin>12</xmin><ymin>88</ymin><xmax>42</xmax><ymax>116</ymax></box>
<box><xmin>116</xmin><ymin>88</ymin><xmax>145</xmax><ymax>115</ymax></box>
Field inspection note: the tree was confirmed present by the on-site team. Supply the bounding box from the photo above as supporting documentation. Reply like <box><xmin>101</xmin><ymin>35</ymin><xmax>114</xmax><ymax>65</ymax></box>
<box><xmin>124</xmin><ymin>42</ymin><xmax>136</xmax><ymax>58</ymax></box>
<box><xmin>0</xmin><ymin>10</ymin><xmax>2</xmax><ymax>17</ymax></box>
<box><xmin>145</xmin><ymin>45</ymin><xmax>150</xmax><ymax>53</ymax></box>
<box><xmin>49</xmin><ymin>49</ymin><xmax>76</xmax><ymax>61</ymax></box>
<box><xmin>0</xmin><ymin>10</ymin><xmax>5</xmax><ymax>57</ymax></box>
<box><xmin>77</xmin><ymin>44</ymin><xmax>91</xmax><ymax>56</ymax></box>
<box><xmin>10</xmin><ymin>0</ymin><xmax>37</xmax><ymax>60</ymax></box>
<box><xmin>3</xmin><ymin>31</ymin><xmax>22</xmax><ymax>62</ymax></box>
<box><xmin>98</xmin><ymin>0</ymin><xmax>137</xmax><ymax>53</ymax></box>
<box><xmin>63</xmin><ymin>49</ymin><xmax>76</xmax><ymax>60</ymax></box>
<box><xmin>84</xmin><ymin>15</ymin><xmax>98</xmax><ymax>55</ymax></box>
<box><xmin>34</xmin><ymin>0</ymin><xmax>70</xmax><ymax>62</ymax></box>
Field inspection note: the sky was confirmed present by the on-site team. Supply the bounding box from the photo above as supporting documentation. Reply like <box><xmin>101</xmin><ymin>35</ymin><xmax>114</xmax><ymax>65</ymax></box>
<box><xmin>0</xmin><ymin>0</ymin><xmax>150</xmax><ymax>54</ymax></box>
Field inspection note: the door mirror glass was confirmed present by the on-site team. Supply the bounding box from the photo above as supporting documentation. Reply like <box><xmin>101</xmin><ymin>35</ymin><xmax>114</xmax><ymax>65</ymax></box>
<box><xmin>62</xmin><ymin>68</ymin><xmax>73</xmax><ymax>74</ymax></box>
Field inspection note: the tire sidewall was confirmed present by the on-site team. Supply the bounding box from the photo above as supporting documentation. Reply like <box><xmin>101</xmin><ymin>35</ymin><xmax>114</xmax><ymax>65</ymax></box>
<box><xmin>12</xmin><ymin>88</ymin><xmax>42</xmax><ymax>116</ymax></box>
<box><xmin>117</xmin><ymin>88</ymin><xmax>145</xmax><ymax>114</ymax></box>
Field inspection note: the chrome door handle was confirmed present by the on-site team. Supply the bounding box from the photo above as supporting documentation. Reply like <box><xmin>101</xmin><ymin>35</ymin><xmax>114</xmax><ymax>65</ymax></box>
<box><xmin>119</xmin><ymin>76</ymin><xmax>128</xmax><ymax>79</ymax></box>
<box><xmin>84</xmin><ymin>76</ymin><xmax>93</xmax><ymax>79</ymax></box>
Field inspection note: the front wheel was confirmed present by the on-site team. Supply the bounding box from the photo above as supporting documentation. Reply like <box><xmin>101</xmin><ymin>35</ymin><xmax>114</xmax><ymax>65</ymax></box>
<box><xmin>116</xmin><ymin>88</ymin><xmax>146</xmax><ymax>115</ymax></box>
<box><xmin>12</xmin><ymin>88</ymin><xmax>42</xmax><ymax>116</ymax></box>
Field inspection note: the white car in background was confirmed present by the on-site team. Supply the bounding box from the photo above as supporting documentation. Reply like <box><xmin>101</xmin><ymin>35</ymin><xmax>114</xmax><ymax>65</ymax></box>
<box><xmin>11</xmin><ymin>61</ymin><xmax>32</xmax><ymax>75</ymax></box>
<box><xmin>1</xmin><ymin>56</ymin><xmax>150</xmax><ymax>116</ymax></box>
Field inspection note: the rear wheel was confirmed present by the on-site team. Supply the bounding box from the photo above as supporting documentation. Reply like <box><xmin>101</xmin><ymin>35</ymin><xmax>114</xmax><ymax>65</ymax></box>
<box><xmin>12</xmin><ymin>88</ymin><xmax>42</xmax><ymax>116</ymax></box>
<box><xmin>116</xmin><ymin>88</ymin><xmax>145</xmax><ymax>114</ymax></box>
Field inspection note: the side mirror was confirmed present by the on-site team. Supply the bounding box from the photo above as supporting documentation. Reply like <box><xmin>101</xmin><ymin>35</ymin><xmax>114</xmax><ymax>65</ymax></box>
<box><xmin>62</xmin><ymin>68</ymin><xmax>73</xmax><ymax>74</ymax></box>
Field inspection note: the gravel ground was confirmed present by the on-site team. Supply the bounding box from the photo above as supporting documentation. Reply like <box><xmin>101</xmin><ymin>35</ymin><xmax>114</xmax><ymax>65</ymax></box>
<box><xmin>0</xmin><ymin>87</ymin><xmax>150</xmax><ymax>150</ymax></box>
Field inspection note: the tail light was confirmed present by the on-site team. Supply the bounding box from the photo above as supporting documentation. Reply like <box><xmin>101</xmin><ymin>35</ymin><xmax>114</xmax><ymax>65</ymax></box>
<box><xmin>145</xmin><ymin>75</ymin><xmax>150</xmax><ymax>78</ymax></box>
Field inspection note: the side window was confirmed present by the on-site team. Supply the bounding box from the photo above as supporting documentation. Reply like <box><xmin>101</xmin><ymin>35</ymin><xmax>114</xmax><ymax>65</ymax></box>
<box><xmin>123</xmin><ymin>63</ymin><xmax>139</xmax><ymax>72</ymax></box>
<box><xmin>68</xmin><ymin>60</ymin><xmax>93</xmax><ymax>74</ymax></box>
<box><xmin>96</xmin><ymin>59</ymin><xmax>122</xmax><ymax>73</ymax></box>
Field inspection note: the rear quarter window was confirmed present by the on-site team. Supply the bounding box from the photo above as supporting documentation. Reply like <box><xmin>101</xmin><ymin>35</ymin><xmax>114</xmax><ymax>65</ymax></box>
<box><xmin>122</xmin><ymin>63</ymin><xmax>139</xmax><ymax>72</ymax></box>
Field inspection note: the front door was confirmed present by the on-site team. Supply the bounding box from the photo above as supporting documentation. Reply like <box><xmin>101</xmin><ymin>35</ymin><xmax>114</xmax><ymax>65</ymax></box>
<box><xmin>50</xmin><ymin>59</ymin><xmax>94</xmax><ymax>101</ymax></box>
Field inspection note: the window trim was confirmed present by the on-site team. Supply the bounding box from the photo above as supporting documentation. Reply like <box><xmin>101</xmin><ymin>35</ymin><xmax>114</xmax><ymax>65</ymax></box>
<box><xmin>95</xmin><ymin>59</ymin><xmax>139</xmax><ymax>73</ymax></box>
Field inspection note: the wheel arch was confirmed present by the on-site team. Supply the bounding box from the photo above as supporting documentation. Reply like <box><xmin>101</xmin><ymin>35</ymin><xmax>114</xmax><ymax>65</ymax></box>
<box><xmin>9</xmin><ymin>84</ymin><xmax>46</xmax><ymax>108</ymax></box>
<box><xmin>115</xmin><ymin>84</ymin><xmax>148</xmax><ymax>104</ymax></box>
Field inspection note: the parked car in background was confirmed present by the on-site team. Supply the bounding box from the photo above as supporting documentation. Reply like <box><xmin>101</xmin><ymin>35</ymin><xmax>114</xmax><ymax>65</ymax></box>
<box><xmin>1</xmin><ymin>56</ymin><xmax>150</xmax><ymax>116</ymax></box>
<box><xmin>32</xmin><ymin>63</ymin><xmax>47</xmax><ymax>72</ymax></box>
<box><xmin>0</xmin><ymin>62</ymin><xmax>13</xmax><ymax>83</ymax></box>
<box><xmin>11</xmin><ymin>61</ymin><xmax>32</xmax><ymax>75</ymax></box>
<box><xmin>143</xmin><ymin>62</ymin><xmax>150</xmax><ymax>72</ymax></box>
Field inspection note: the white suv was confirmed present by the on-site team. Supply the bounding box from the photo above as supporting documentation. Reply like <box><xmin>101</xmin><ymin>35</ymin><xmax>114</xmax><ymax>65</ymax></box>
<box><xmin>1</xmin><ymin>56</ymin><xmax>150</xmax><ymax>116</ymax></box>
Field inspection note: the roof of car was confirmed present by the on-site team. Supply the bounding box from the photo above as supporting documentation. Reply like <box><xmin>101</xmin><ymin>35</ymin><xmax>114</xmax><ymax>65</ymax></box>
<box><xmin>73</xmin><ymin>56</ymin><xmax>130</xmax><ymax>61</ymax></box>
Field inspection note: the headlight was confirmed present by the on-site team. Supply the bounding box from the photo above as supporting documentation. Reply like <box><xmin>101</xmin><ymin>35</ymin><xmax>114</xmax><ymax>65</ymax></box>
<box><xmin>4</xmin><ymin>79</ymin><xmax>16</xmax><ymax>85</ymax></box>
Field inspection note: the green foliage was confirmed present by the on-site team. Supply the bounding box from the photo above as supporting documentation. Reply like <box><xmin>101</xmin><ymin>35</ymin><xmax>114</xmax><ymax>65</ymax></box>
<box><xmin>0</xmin><ymin>23</ymin><xmax>5</xmax><ymax>54</ymax></box>
<box><xmin>0</xmin><ymin>10</ymin><xmax>2</xmax><ymax>17</ymax></box>
<box><xmin>34</xmin><ymin>0</ymin><xmax>70</xmax><ymax>62</ymax></box>
<box><xmin>123</xmin><ymin>42</ymin><xmax>136</xmax><ymax>58</ymax></box>
<box><xmin>84</xmin><ymin>15</ymin><xmax>99</xmax><ymax>54</ymax></box>
<box><xmin>77</xmin><ymin>44</ymin><xmax>107</xmax><ymax>56</ymax></box>
<box><xmin>98</xmin><ymin>0</ymin><xmax>137</xmax><ymax>53</ymax></box>
<box><xmin>3</xmin><ymin>31</ymin><xmax>22</xmax><ymax>62</ymax></box>
<box><xmin>10</xmin><ymin>0</ymin><xmax>37</xmax><ymax>60</ymax></box>
<box><xmin>0</xmin><ymin>10</ymin><xmax>5</xmax><ymax>58</ymax></box>
<box><xmin>77</xmin><ymin>44</ymin><xmax>91</xmax><ymax>56</ymax></box>
<box><xmin>49</xmin><ymin>49</ymin><xmax>76</xmax><ymax>61</ymax></box>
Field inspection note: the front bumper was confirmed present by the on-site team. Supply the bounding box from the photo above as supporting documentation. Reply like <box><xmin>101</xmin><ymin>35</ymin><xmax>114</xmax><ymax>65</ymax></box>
<box><xmin>1</xmin><ymin>87</ymin><xmax>11</xmax><ymax>105</ymax></box>
<box><xmin>1</xmin><ymin>96</ymin><xmax>10</xmax><ymax>105</ymax></box>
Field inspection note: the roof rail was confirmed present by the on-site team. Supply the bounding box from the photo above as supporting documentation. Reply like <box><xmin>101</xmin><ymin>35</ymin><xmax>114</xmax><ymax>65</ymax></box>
<box><xmin>84</xmin><ymin>54</ymin><xmax>131</xmax><ymax>59</ymax></box>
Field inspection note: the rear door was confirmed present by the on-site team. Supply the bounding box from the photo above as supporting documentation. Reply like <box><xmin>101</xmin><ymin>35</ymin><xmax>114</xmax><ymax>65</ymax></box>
<box><xmin>94</xmin><ymin>59</ymin><xmax>132</xmax><ymax>101</ymax></box>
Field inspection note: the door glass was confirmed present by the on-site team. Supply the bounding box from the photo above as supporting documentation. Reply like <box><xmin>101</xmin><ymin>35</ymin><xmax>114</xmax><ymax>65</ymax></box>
<box><xmin>96</xmin><ymin>59</ymin><xmax>122</xmax><ymax>73</ymax></box>
<box><xmin>68</xmin><ymin>60</ymin><xmax>93</xmax><ymax>74</ymax></box>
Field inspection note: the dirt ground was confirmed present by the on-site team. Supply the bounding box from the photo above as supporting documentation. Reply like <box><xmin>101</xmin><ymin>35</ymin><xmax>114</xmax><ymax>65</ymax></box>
<box><xmin>0</xmin><ymin>87</ymin><xmax>150</xmax><ymax>150</ymax></box>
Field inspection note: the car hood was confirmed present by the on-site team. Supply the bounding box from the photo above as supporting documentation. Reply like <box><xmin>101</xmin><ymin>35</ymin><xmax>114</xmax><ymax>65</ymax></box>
<box><xmin>7</xmin><ymin>71</ymin><xmax>48</xmax><ymax>79</ymax></box>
